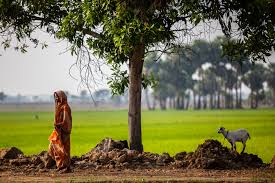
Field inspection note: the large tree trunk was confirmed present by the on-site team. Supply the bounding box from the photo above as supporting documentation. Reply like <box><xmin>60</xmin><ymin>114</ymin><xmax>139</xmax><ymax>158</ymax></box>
<box><xmin>128</xmin><ymin>44</ymin><xmax>144</xmax><ymax>152</ymax></box>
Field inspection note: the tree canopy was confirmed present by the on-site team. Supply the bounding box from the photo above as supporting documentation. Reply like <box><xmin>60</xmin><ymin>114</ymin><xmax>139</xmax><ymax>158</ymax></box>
<box><xmin>1</xmin><ymin>0</ymin><xmax>275</xmax><ymax>151</ymax></box>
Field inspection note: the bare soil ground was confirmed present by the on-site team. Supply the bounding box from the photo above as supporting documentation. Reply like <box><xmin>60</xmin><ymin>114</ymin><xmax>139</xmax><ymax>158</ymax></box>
<box><xmin>1</xmin><ymin>168</ymin><xmax>275</xmax><ymax>182</ymax></box>
<box><xmin>1</xmin><ymin>139</ymin><xmax>275</xmax><ymax>182</ymax></box>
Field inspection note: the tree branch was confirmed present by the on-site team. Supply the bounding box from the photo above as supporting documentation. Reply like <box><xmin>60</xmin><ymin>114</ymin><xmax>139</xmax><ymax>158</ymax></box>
<box><xmin>82</xmin><ymin>29</ymin><xmax>100</xmax><ymax>38</ymax></box>
<box><xmin>31</xmin><ymin>15</ymin><xmax>100</xmax><ymax>38</ymax></box>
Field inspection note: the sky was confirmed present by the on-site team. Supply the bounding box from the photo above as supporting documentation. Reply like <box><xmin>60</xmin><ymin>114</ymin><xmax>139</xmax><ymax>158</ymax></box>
<box><xmin>0</xmin><ymin>32</ymin><xmax>109</xmax><ymax>96</ymax></box>
<box><xmin>0</xmin><ymin>25</ymin><xmax>274</xmax><ymax>96</ymax></box>
<box><xmin>0</xmin><ymin>22</ymin><xmax>222</xmax><ymax>96</ymax></box>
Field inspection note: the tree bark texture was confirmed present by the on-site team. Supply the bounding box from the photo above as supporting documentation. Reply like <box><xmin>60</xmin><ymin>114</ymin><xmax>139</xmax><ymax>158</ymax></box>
<box><xmin>128</xmin><ymin>43</ymin><xmax>145</xmax><ymax>152</ymax></box>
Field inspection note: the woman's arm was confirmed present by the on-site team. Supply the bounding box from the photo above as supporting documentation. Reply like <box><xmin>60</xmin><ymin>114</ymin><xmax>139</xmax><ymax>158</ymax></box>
<box><xmin>55</xmin><ymin>107</ymin><xmax>71</xmax><ymax>134</ymax></box>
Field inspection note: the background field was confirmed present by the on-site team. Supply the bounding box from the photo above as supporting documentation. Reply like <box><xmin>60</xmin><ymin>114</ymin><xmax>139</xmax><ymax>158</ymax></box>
<box><xmin>0</xmin><ymin>109</ymin><xmax>274</xmax><ymax>163</ymax></box>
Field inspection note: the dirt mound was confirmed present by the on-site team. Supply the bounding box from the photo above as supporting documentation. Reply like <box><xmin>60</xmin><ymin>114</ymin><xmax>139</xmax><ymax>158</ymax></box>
<box><xmin>0</xmin><ymin>147</ymin><xmax>23</xmax><ymax>159</ymax></box>
<box><xmin>85</xmin><ymin>138</ymin><xmax>128</xmax><ymax>154</ymax></box>
<box><xmin>0</xmin><ymin>139</ymin><xmax>266</xmax><ymax>173</ymax></box>
<box><xmin>270</xmin><ymin>155</ymin><xmax>275</xmax><ymax>168</ymax></box>
<box><xmin>76</xmin><ymin>138</ymin><xmax>263</xmax><ymax>170</ymax></box>
<box><xmin>174</xmin><ymin>139</ymin><xmax>264</xmax><ymax>169</ymax></box>
<box><xmin>0</xmin><ymin>150</ymin><xmax>56</xmax><ymax>174</ymax></box>
<box><xmin>75</xmin><ymin>138</ymin><xmax>174</xmax><ymax>169</ymax></box>
<box><xmin>76</xmin><ymin>150</ymin><xmax>174</xmax><ymax>169</ymax></box>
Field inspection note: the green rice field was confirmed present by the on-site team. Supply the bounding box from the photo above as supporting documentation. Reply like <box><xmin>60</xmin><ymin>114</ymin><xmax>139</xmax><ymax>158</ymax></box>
<box><xmin>0</xmin><ymin>109</ymin><xmax>274</xmax><ymax>163</ymax></box>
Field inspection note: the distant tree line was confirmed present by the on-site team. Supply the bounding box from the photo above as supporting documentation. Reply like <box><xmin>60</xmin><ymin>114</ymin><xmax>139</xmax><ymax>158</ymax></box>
<box><xmin>144</xmin><ymin>37</ymin><xmax>275</xmax><ymax>110</ymax></box>
<box><xmin>0</xmin><ymin>89</ymin><xmax>128</xmax><ymax>106</ymax></box>
<box><xmin>0</xmin><ymin>92</ymin><xmax>6</xmax><ymax>102</ymax></box>
<box><xmin>2</xmin><ymin>36</ymin><xmax>275</xmax><ymax>109</ymax></box>
<box><xmin>63</xmin><ymin>89</ymin><xmax>128</xmax><ymax>107</ymax></box>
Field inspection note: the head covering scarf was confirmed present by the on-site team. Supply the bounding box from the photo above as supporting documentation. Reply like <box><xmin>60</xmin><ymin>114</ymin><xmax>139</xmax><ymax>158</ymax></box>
<box><xmin>54</xmin><ymin>91</ymin><xmax>72</xmax><ymax>132</ymax></box>
<box><xmin>48</xmin><ymin>90</ymin><xmax>72</xmax><ymax>170</ymax></box>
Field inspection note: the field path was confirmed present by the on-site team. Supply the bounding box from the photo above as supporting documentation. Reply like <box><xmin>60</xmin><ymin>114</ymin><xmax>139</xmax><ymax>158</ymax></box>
<box><xmin>1</xmin><ymin>168</ymin><xmax>274</xmax><ymax>182</ymax></box>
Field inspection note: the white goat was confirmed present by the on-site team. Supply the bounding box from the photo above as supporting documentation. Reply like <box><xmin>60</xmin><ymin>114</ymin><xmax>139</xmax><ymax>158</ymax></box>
<box><xmin>218</xmin><ymin>127</ymin><xmax>250</xmax><ymax>153</ymax></box>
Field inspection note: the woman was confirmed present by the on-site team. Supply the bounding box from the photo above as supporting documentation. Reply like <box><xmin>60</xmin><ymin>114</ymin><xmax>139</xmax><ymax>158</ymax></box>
<box><xmin>48</xmin><ymin>90</ymin><xmax>72</xmax><ymax>172</ymax></box>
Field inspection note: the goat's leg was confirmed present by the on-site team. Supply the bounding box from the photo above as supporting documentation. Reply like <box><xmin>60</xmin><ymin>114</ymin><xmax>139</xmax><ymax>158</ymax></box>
<box><xmin>230</xmin><ymin>142</ymin><xmax>234</xmax><ymax>150</ymax></box>
<box><xmin>241</xmin><ymin>143</ymin><xmax>246</xmax><ymax>154</ymax></box>
<box><xmin>233</xmin><ymin>143</ymin><xmax>237</xmax><ymax>151</ymax></box>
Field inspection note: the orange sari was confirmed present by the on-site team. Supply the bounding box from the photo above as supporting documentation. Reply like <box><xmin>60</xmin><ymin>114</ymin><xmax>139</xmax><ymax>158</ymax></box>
<box><xmin>48</xmin><ymin>90</ymin><xmax>72</xmax><ymax>169</ymax></box>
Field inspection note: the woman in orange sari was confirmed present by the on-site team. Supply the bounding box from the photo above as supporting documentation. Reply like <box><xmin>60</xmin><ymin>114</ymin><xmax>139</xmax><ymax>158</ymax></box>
<box><xmin>48</xmin><ymin>90</ymin><xmax>72</xmax><ymax>172</ymax></box>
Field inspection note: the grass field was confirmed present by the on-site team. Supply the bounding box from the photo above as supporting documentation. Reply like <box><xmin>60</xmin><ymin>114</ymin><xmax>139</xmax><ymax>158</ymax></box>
<box><xmin>0</xmin><ymin>109</ymin><xmax>274</xmax><ymax>163</ymax></box>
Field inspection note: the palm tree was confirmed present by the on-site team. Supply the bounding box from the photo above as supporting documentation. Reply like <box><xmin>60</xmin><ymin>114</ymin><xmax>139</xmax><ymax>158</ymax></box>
<box><xmin>243</xmin><ymin>64</ymin><xmax>266</xmax><ymax>109</ymax></box>
<box><xmin>231</xmin><ymin>58</ymin><xmax>251</xmax><ymax>108</ymax></box>
<box><xmin>266</xmin><ymin>63</ymin><xmax>275</xmax><ymax>107</ymax></box>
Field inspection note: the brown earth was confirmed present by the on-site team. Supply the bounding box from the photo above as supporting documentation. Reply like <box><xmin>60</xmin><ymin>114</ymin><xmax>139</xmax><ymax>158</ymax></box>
<box><xmin>271</xmin><ymin>155</ymin><xmax>275</xmax><ymax>169</ymax></box>
<box><xmin>0</xmin><ymin>138</ymin><xmax>274</xmax><ymax>182</ymax></box>
<box><xmin>1</xmin><ymin>167</ymin><xmax>275</xmax><ymax>182</ymax></box>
